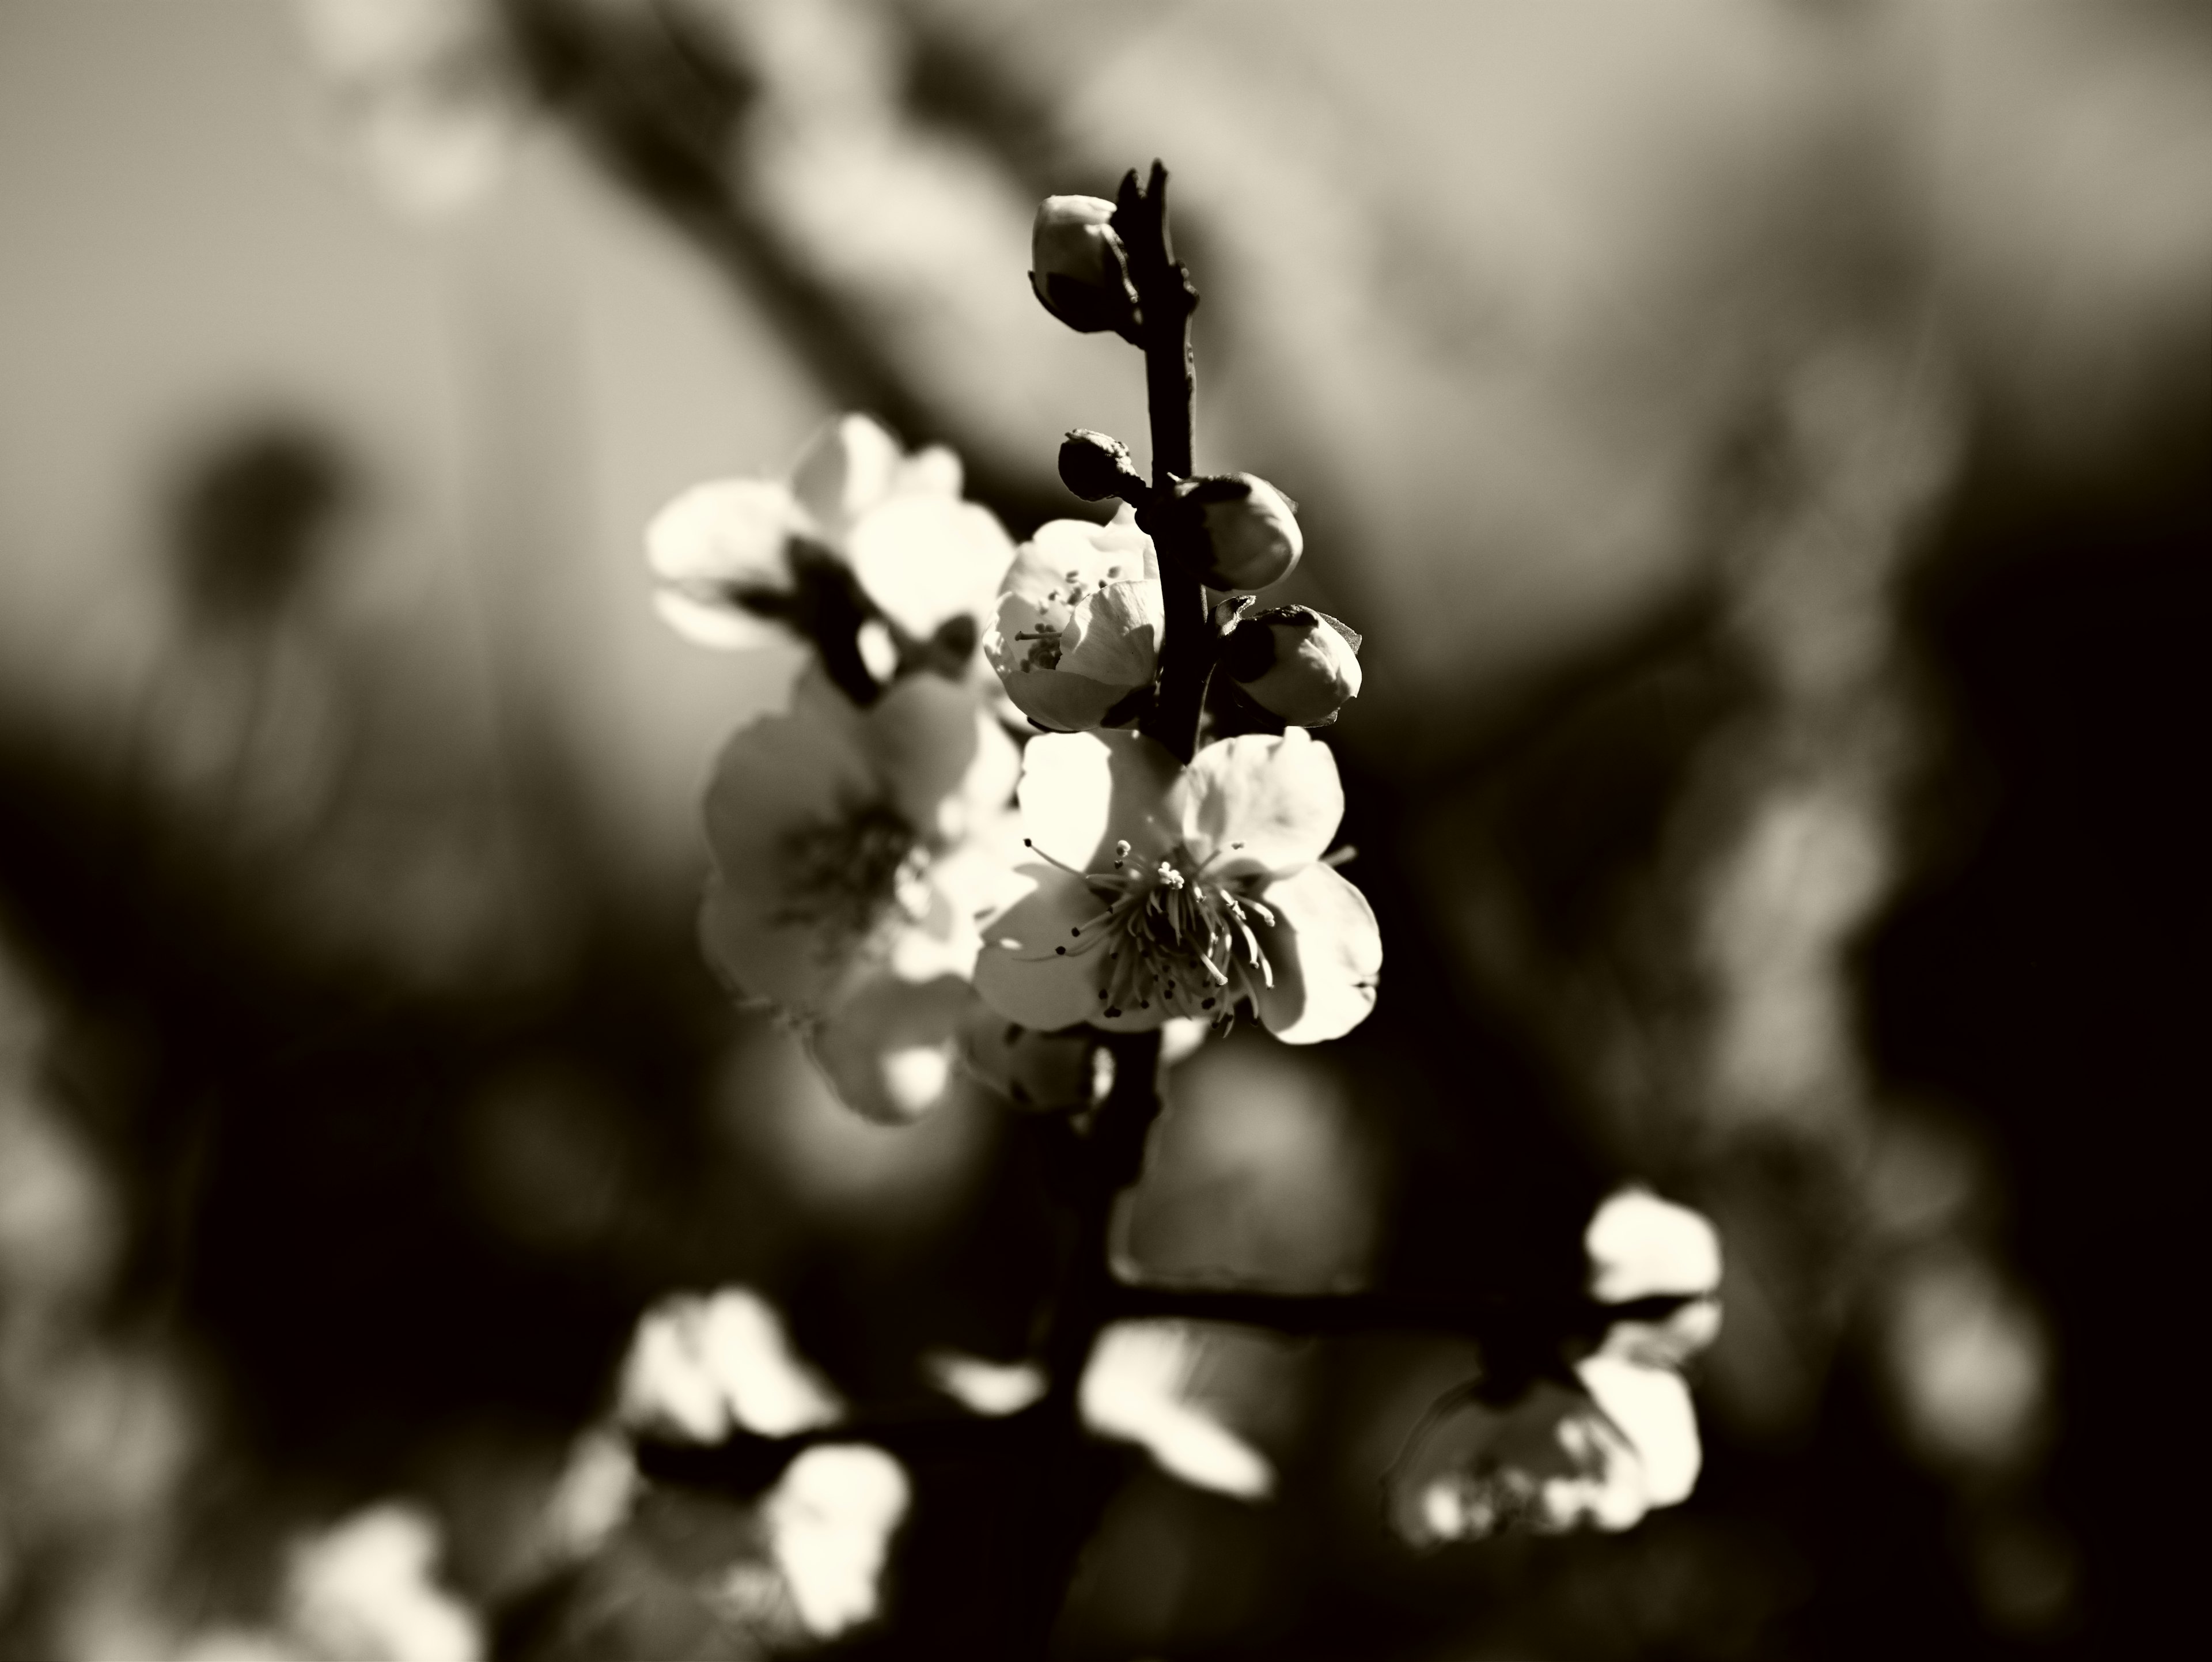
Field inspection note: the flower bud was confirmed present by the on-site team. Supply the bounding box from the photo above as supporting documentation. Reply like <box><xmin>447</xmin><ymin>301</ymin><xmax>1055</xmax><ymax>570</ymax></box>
<box><xmin>1029</xmin><ymin>195</ymin><xmax>1141</xmax><ymax>337</ymax></box>
<box><xmin>1166</xmin><ymin>474</ymin><xmax>1302</xmax><ymax>590</ymax></box>
<box><xmin>1223</xmin><ymin>605</ymin><xmax>1362</xmax><ymax>726</ymax></box>
<box><xmin>1058</xmin><ymin>429</ymin><xmax>1145</xmax><ymax>502</ymax></box>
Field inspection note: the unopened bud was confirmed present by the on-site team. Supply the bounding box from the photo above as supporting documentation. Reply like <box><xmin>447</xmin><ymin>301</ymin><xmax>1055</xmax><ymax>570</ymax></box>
<box><xmin>1224</xmin><ymin>605</ymin><xmax>1363</xmax><ymax>726</ymax></box>
<box><xmin>1058</xmin><ymin>430</ymin><xmax>1145</xmax><ymax>502</ymax></box>
<box><xmin>1166</xmin><ymin>474</ymin><xmax>1302</xmax><ymax>591</ymax></box>
<box><xmin>1029</xmin><ymin>195</ymin><xmax>1141</xmax><ymax>337</ymax></box>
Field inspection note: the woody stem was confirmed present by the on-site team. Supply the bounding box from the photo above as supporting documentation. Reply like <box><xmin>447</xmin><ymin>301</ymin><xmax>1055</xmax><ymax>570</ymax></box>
<box><xmin>1016</xmin><ymin>161</ymin><xmax>1202</xmax><ymax>1657</ymax></box>
<box><xmin>1120</xmin><ymin>161</ymin><xmax>1209</xmax><ymax>769</ymax></box>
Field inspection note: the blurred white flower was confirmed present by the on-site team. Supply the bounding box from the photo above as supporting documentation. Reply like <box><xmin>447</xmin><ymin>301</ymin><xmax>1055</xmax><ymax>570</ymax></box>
<box><xmin>922</xmin><ymin>1349</ymin><xmax>1048</xmax><ymax>1417</ymax></box>
<box><xmin>538</xmin><ymin>1430</ymin><xmax>640</xmax><ymax>1563</ymax></box>
<box><xmin>617</xmin><ymin>1286</ymin><xmax>844</xmax><ymax>1443</ymax></box>
<box><xmin>1881</xmin><ymin>1246</ymin><xmax>2048</xmax><ymax>1472</ymax></box>
<box><xmin>1080</xmin><ymin>1322</ymin><xmax>1274</xmax><ymax>1500</ymax></box>
<box><xmin>296</xmin><ymin>0</ymin><xmax>522</xmax><ymax>218</ymax></box>
<box><xmin>985</xmin><ymin>510</ymin><xmax>1163</xmax><ymax>733</ymax></box>
<box><xmin>760</xmin><ymin>1444</ymin><xmax>910</xmax><ymax>1638</ymax></box>
<box><xmin>1389</xmin><ymin>1332</ymin><xmax>1704</xmax><ymax>1547</ymax></box>
<box><xmin>283</xmin><ymin>1504</ymin><xmax>481</xmax><ymax>1662</ymax></box>
<box><xmin>700</xmin><ymin>669</ymin><xmax>1024</xmax><ymax>1120</ymax></box>
<box><xmin>975</xmin><ymin>726</ymin><xmax>1380</xmax><ymax>1042</ymax></box>
<box><xmin>649</xmin><ymin>414</ymin><xmax>1012</xmax><ymax>672</ymax></box>
<box><xmin>1585</xmin><ymin>1184</ymin><xmax>1724</xmax><ymax>1304</ymax></box>
<box><xmin>1392</xmin><ymin>1186</ymin><xmax>1722</xmax><ymax>1547</ymax></box>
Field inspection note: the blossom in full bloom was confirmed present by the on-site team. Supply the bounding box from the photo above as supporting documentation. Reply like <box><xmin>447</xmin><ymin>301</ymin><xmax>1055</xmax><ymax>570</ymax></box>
<box><xmin>648</xmin><ymin>413</ymin><xmax>1013</xmax><ymax>676</ymax></box>
<box><xmin>972</xmin><ymin>725</ymin><xmax>1380</xmax><ymax>1042</ymax></box>
<box><xmin>1029</xmin><ymin>195</ymin><xmax>1140</xmax><ymax>337</ymax></box>
<box><xmin>984</xmin><ymin>509</ymin><xmax>1163</xmax><ymax>733</ymax></box>
<box><xmin>1223</xmin><ymin>605</ymin><xmax>1364</xmax><ymax>726</ymax></box>
<box><xmin>1388</xmin><ymin>1187</ymin><xmax>1722</xmax><ymax>1546</ymax></box>
<box><xmin>701</xmin><ymin>669</ymin><xmax>1022</xmax><ymax>1120</ymax></box>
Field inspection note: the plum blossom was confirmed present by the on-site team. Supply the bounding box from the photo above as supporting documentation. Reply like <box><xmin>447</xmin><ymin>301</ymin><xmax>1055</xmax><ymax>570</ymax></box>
<box><xmin>649</xmin><ymin>413</ymin><xmax>1014</xmax><ymax>677</ymax></box>
<box><xmin>1389</xmin><ymin>1187</ymin><xmax>1722</xmax><ymax>1545</ymax></box>
<box><xmin>1080</xmin><ymin>1322</ymin><xmax>1274</xmax><ymax>1500</ymax></box>
<box><xmin>616</xmin><ymin>1285</ymin><xmax>844</xmax><ymax>1443</ymax></box>
<box><xmin>759</xmin><ymin>1445</ymin><xmax>911</xmax><ymax>1639</ymax></box>
<box><xmin>984</xmin><ymin>509</ymin><xmax>1163</xmax><ymax>733</ymax></box>
<box><xmin>973</xmin><ymin>726</ymin><xmax>1379</xmax><ymax>1041</ymax></box>
<box><xmin>702</xmin><ymin>669</ymin><xmax>1022</xmax><ymax>1119</ymax></box>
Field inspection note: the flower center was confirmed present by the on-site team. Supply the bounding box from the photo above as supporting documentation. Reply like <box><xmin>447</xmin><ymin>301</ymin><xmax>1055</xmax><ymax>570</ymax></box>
<box><xmin>1012</xmin><ymin>565</ymin><xmax>1138</xmax><ymax>673</ymax></box>
<box><xmin>1026</xmin><ymin>835</ymin><xmax>1276</xmax><ymax>1024</ymax></box>
<box><xmin>776</xmin><ymin>802</ymin><xmax>929</xmax><ymax>949</ymax></box>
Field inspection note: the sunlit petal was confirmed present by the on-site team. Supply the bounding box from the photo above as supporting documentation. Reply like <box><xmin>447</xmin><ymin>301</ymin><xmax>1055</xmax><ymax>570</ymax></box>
<box><xmin>1181</xmin><ymin>727</ymin><xmax>1344</xmax><ymax>876</ymax></box>
<box><xmin>646</xmin><ymin>478</ymin><xmax>809</xmax><ymax>586</ymax></box>
<box><xmin>1252</xmin><ymin>863</ymin><xmax>1381</xmax><ymax>1044</ymax></box>
<box><xmin>789</xmin><ymin>412</ymin><xmax>903</xmax><ymax>535</ymax></box>
<box><xmin>1016</xmin><ymin>729</ymin><xmax>1181</xmax><ymax>869</ymax></box>
<box><xmin>846</xmin><ymin>494</ymin><xmax>1016</xmax><ymax>639</ymax></box>
<box><xmin>1586</xmin><ymin>1186</ymin><xmax>1723</xmax><ymax>1303</ymax></box>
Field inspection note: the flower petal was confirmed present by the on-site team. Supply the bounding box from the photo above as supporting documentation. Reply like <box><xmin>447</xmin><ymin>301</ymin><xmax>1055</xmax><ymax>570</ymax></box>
<box><xmin>646</xmin><ymin>478</ymin><xmax>810</xmax><ymax>586</ymax></box>
<box><xmin>1057</xmin><ymin>578</ymin><xmax>1162</xmax><ymax>688</ymax></box>
<box><xmin>699</xmin><ymin>676</ymin><xmax>887</xmax><ymax>1012</ymax></box>
<box><xmin>858</xmin><ymin>675</ymin><xmax>994</xmax><ymax>838</ymax></box>
<box><xmin>996</xmin><ymin>667</ymin><xmax>1131</xmax><ymax>733</ymax></box>
<box><xmin>1017</xmin><ymin>729</ymin><xmax>1183</xmax><ymax>870</ymax></box>
<box><xmin>893</xmin><ymin>444</ymin><xmax>963</xmax><ymax>500</ymax></box>
<box><xmin>1585</xmin><ymin>1187</ymin><xmax>1722</xmax><ymax>1303</ymax></box>
<box><xmin>846</xmin><ymin>494</ymin><xmax>1015</xmax><ymax>639</ymax></box>
<box><xmin>1181</xmin><ymin>727</ymin><xmax>1344</xmax><ymax>877</ymax></box>
<box><xmin>652</xmin><ymin>587</ymin><xmax>791</xmax><ymax>653</ymax></box>
<box><xmin>810</xmin><ymin>973</ymin><xmax>976</xmax><ymax>1123</ymax></box>
<box><xmin>1577</xmin><ymin>1354</ymin><xmax>1700</xmax><ymax>1509</ymax></box>
<box><xmin>972</xmin><ymin>866</ymin><xmax>1119</xmax><ymax>1032</ymax></box>
<box><xmin>790</xmin><ymin>413</ymin><xmax>903</xmax><ymax>536</ymax></box>
<box><xmin>1251</xmin><ymin>862</ymin><xmax>1380</xmax><ymax>1044</ymax></box>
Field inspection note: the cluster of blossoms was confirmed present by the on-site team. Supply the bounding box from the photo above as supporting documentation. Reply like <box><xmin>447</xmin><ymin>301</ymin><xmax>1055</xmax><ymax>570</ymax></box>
<box><xmin>1389</xmin><ymin>1188</ymin><xmax>1723</xmax><ymax>1542</ymax></box>
<box><xmin>603</xmin><ymin>173</ymin><xmax>1717</xmax><ymax>1649</ymax></box>
<box><xmin>648</xmin><ymin>310</ymin><xmax>1377</xmax><ymax>1119</ymax></box>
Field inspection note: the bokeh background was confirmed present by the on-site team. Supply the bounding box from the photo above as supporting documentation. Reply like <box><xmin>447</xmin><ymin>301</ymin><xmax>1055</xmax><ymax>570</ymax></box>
<box><xmin>1</xmin><ymin>1</ymin><xmax>2203</xmax><ymax>1656</ymax></box>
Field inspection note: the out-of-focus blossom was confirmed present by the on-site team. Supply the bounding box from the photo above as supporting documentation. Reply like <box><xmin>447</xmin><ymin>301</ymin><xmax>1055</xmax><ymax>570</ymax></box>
<box><xmin>1224</xmin><ymin>605</ymin><xmax>1364</xmax><ymax>726</ymax></box>
<box><xmin>701</xmin><ymin>670</ymin><xmax>1021</xmax><ymax>1119</ymax></box>
<box><xmin>1080</xmin><ymin>1322</ymin><xmax>1273</xmax><ymax>1500</ymax></box>
<box><xmin>1586</xmin><ymin>1184</ymin><xmax>1724</xmax><ymax>1304</ymax></box>
<box><xmin>975</xmin><ymin>727</ymin><xmax>1379</xmax><ymax>1042</ymax></box>
<box><xmin>1056</xmin><ymin>429</ymin><xmax>1146</xmax><ymax>502</ymax></box>
<box><xmin>985</xmin><ymin>510</ymin><xmax>1163</xmax><ymax>733</ymax></box>
<box><xmin>283</xmin><ymin>1504</ymin><xmax>482</xmax><ymax>1662</ymax></box>
<box><xmin>616</xmin><ymin>1286</ymin><xmax>844</xmax><ymax>1443</ymax></box>
<box><xmin>296</xmin><ymin>0</ymin><xmax>524</xmax><ymax>218</ymax></box>
<box><xmin>1392</xmin><ymin>1188</ymin><xmax>1721</xmax><ymax>1546</ymax></box>
<box><xmin>1881</xmin><ymin>1246</ymin><xmax>2049</xmax><ymax>1472</ymax></box>
<box><xmin>1158</xmin><ymin>474</ymin><xmax>1304</xmax><ymax>592</ymax></box>
<box><xmin>649</xmin><ymin>414</ymin><xmax>1013</xmax><ymax>675</ymax></box>
<box><xmin>538</xmin><ymin>1431</ymin><xmax>641</xmax><ymax>1563</ymax></box>
<box><xmin>1029</xmin><ymin>195</ymin><xmax>1141</xmax><ymax>337</ymax></box>
<box><xmin>759</xmin><ymin>1445</ymin><xmax>910</xmax><ymax>1638</ymax></box>
<box><xmin>922</xmin><ymin>1349</ymin><xmax>1049</xmax><ymax>1416</ymax></box>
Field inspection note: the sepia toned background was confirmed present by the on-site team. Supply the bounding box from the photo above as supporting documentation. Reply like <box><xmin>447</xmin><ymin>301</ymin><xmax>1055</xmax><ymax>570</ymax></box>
<box><xmin>2</xmin><ymin>1</ymin><xmax>2203</xmax><ymax>1656</ymax></box>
